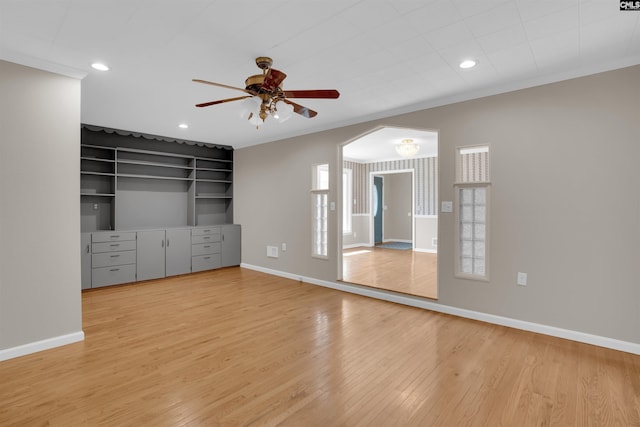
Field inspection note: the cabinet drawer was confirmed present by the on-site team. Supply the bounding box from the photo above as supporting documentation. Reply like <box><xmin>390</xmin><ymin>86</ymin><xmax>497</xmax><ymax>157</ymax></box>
<box><xmin>92</xmin><ymin>231</ymin><xmax>136</xmax><ymax>243</ymax></box>
<box><xmin>92</xmin><ymin>240</ymin><xmax>136</xmax><ymax>253</ymax></box>
<box><xmin>192</xmin><ymin>254</ymin><xmax>221</xmax><ymax>272</ymax></box>
<box><xmin>191</xmin><ymin>242</ymin><xmax>221</xmax><ymax>256</ymax></box>
<box><xmin>192</xmin><ymin>234</ymin><xmax>220</xmax><ymax>244</ymax></box>
<box><xmin>92</xmin><ymin>250</ymin><xmax>136</xmax><ymax>268</ymax></box>
<box><xmin>92</xmin><ymin>264</ymin><xmax>136</xmax><ymax>288</ymax></box>
<box><xmin>192</xmin><ymin>227</ymin><xmax>220</xmax><ymax>236</ymax></box>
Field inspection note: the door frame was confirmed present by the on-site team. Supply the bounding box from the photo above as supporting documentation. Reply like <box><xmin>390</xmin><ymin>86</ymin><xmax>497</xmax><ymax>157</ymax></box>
<box><xmin>368</xmin><ymin>169</ymin><xmax>415</xmax><ymax>247</ymax></box>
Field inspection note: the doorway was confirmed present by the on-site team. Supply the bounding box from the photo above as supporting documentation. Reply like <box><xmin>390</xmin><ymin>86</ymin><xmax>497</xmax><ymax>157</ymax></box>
<box><xmin>373</xmin><ymin>176</ymin><xmax>383</xmax><ymax>244</ymax></box>
<box><xmin>340</xmin><ymin>126</ymin><xmax>438</xmax><ymax>300</ymax></box>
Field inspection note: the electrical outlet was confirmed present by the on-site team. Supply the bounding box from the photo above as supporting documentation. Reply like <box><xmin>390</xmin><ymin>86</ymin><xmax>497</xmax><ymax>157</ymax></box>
<box><xmin>517</xmin><ymin>272</ymin><xmax>527</xmax><ymax>286</ymax></box>
<box><xmin>281</xmin><ymin>243</ymin><xmax>287</xmax><ymax>252</ymax></box>
<box><xmin>93</xmin><ymin>203</ymin><xmax>99</xmax><ymax>211</ymax></box>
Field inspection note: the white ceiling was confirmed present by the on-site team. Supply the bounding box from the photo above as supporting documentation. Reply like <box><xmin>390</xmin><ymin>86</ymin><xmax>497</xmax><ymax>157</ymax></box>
<box><xmin>1</xmin><ymin>1</ymin><xmax>639</xmax><ymax>150</ymax></box>
<box><xmin>344</xmin><ymin>126</ymin><xmax>438</xmax><ymax>163</ymax></box>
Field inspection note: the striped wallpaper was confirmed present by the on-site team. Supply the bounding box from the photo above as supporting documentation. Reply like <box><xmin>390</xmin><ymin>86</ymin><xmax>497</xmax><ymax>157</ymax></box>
<box><xmin>344</xmin><ymin>157</ymin><xmax>438</xmax><ymax>216</ymax></box>
<box><xmin>458</xmin><ymin>151</ymin><xmax>489</xmax><ymax>183</ymax></box>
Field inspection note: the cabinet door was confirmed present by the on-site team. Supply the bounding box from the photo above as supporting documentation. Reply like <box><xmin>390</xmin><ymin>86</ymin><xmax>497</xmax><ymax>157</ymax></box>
<box><xmin>136</xmin><ymin>230</ymin><xmax>166</xmax><ymax>281</ymax></box>
<box><xmin>81</xmin><ymin>233</ymin><xmax>92</xmax><ymax>289</ymax></box>
<box><xmin>220</xmin><ymin>224</ymin><xmax>241</xmax><ymax>267</ymax></box>
<box><xmin>166</xmin><ymin>228</ymin><xmax>191</xmax><ymax>277</ymax></box>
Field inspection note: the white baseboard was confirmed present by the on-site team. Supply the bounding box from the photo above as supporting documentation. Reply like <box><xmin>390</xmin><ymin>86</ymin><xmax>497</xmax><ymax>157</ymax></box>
<box><xmin>413</xmin><ymin>248</ymin><xmax>437</xmax><ymax>254</ymax></box>
<box><xmin>383</xmin><ymin>238</ymin><xmax>412</xmax><ymax>243</ymax></box>
<box><xmin>0</xmin><ymin>331</ymin><xmax>85</xmax><ymax>362</ymax></box>
<box><xmin>342</xmin><ymin>243</ymin><xmax>371</xmax><ymax>250</ymax></box>
<box><xmin>240</xmin><ymin>263</ymin><xmax>640</xmax><ymax>355</ymax></box>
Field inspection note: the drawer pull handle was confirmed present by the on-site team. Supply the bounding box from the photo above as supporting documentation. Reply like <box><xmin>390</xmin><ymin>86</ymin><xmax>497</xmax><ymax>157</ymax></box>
<box><xmin>110</xmin><ymin>268</ymin><xmax>120</xmax><ymax>272</ymax></box>
<box><xmin>203</xmin><ymin>236</ymin><xmax>210</xmax><ymax>240</ymax></box>
<box><xmin>110</xmin><ymin>235</ymin><xmax>120</xmax><ymax>239</ymax></box>
<box><xmin>110</xmin><ymin>244</ymin><xmax>120</xmax><ymax>247</ymax></box>
<box><xmin>204</xmin><ymin>245</ymin><xmax>210</xmax><ymax>248</ymax></box>
<box><xmin>110</xmin><ymin>254</ymin><xmax>120</xmax><ymax>258</ymax></box>
<box><xmin>204</xmin><ymin>257</ymin><xmax>210</xmax><ymax>260</ymax></box>
<box><xmin>203</xmin><ymin>229</ymin><xmax>211</xmax><ymax>232</ymax></box>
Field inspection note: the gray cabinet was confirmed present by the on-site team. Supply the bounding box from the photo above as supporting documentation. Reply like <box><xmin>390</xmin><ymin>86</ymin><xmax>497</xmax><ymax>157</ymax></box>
<box><xmin>91</xmin><ymin>231</ymin><xmax>137</xmax><ymax>288</ymax></box>
<box><xmin>137</xmin><ymin>229</ymin><xmax>192</xmax><ymax>281</ymax></box>
<box><xmin>82</xmin><ymin>225</ymin><xmax>239</xmax><ymax>289</ymax></box>
<box><xmin>136</xmin><ymin>230</ymin><xmax>166</xmax><ymax>281</ymax></box>
<box><xmin>221</xmin><ymin>224</ymin><xmax>241</xmax><ymax>267</ymax></box>
<box><xmin>166</xmin><ymin>228</ymin><xmax>192</xmax><ymax>276</ymax></box>
<box><xmin>81</xmin><ymin>233</ymin><xmax>92</xmax><ymax>290</ymax></box>
<box><xmin>191</xmin><ymin>227</ymin><xmax>221</xmax><ymax>272</ymax></box>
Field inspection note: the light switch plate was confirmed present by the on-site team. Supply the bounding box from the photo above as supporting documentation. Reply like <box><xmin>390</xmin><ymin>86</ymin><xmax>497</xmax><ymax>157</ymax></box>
<box><xmin>441</xmin><ymin>201</ymin><xmax>453</xmax><ymax>213</ymax></box>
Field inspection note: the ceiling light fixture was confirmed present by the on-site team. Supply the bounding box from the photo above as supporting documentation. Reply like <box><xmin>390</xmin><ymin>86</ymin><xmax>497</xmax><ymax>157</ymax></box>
<box><xmin>91</xmin><ymin>62</ymin><xmax>109</xmax><ymax>71</ymax></box>
<box><xmin>395</xmin><ymin>139</ymin><xmax>420</xmax><ymax>158</ymax></box>
<box><xmin>459</xmin><ymin>59</ymin><xmax>477</xmax><ymax>69</ymax></box>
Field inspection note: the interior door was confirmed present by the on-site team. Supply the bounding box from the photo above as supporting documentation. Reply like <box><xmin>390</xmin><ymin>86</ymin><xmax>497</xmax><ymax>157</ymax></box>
<box><xmin>374</xmin><ymin>176</ymin><xmax>383</xmax><ymax>244</ymax></box>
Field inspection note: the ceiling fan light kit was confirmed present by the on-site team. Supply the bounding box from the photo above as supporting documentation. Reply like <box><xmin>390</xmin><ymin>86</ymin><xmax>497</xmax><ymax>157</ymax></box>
<box><xmin>194</xmin><ymin>57</ymin><xmax>340</xmax><ymax>128</ymax></box>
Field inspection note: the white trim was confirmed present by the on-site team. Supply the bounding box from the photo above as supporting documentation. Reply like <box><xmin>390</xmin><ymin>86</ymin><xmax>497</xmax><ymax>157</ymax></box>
<box><xmin>0</xmin><ymin>50</ymin><xmax>88</xmax><ymax>79</ymax></box>
<box><xmin>343</xmin><ymin>243</ymin><xmax>372</xmax><ymax>249</ymax></box>
<box><xmin>0</xmin><ymin>331</ymin><xmax>85</xmax><ymax>362</ymax></box>
<box><xmin>240</xmin><ymin>263</ymin><xmax>640</xmax><ymax>355</ymax></box>
<box><xmin>413</xmin><ymin>248</ymin><xmax>437</xmax><ymax>254</ymax></box>
<box><xmin>415</xmin><ymin>215</ymin><xmax>438</xmax><ymax>219</ymax></box>
<box><xmin>352</xmin><ymin>213</ymin><xmax>369</xmax><ymax>217</ymax></box>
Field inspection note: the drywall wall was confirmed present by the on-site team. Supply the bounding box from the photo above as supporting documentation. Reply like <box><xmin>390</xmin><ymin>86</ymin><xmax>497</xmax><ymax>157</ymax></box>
<box><xmin>235</xmin><ymin>65</ymin><xmax>640</xmax><ymax>345</ymax></box>
<box><xmin>0</xmin><ymin>60</ymin><xmax>83</xmax><ymax>355</ymax></box>
<box><xmin>382</xmin><ymin>172</ymin><xmax>412</xmax><ymax>242</ymax></box>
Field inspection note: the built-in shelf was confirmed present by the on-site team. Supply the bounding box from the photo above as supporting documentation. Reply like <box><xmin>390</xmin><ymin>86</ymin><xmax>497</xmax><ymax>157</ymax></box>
<box><xmin>80</xmin><ymin>125</ymin><xmax>234</xmax><ymax>232</ymax></box>
<box><xmin>118</xmin><ymin>174</ymin><xmax>193</xmax><ymax>181</ymax></box>
<box><xmin>81</xmin><ymin>171</ymin><xmax>115</xmax><ymax>177</ymax></box>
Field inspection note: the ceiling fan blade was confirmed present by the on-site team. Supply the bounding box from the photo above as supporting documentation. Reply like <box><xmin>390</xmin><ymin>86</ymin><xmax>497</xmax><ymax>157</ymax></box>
<box><xmin>261</xmin><ymin>68</ymin><xmax>287</xmax><ymax>92</ymax></box>
<box><xmin>283</xmin><ymin>99</ymin><xmax>318</xmax><ymax>118</ymax></box>
<box><xmin>283</xmin><ymin>89</ymin><xmax>340</xmax><ymax>99</ymax></box>
<box><xmin>192</xmin><ymin>79</ymin><xmax>256</xmax><ymax>95</ymax></box>
<box><xmin>196</xmin><ymin>95</ymin><xmax>251</xmax><ymax>108</ymax></box>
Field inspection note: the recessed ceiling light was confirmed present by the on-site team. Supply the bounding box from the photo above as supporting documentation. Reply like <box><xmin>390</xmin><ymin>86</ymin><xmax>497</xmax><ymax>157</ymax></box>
<box><xmin>91</xmin><ymin>62</ymin><xmax>109</xmax><ymax>71</ymax></box>
<box><xmin>178</xmin><ymin>123</ymin><xmax>189</xmax><ymax>129</ymax></box>
<box><xmin>459</xmin><ymin>60</ymin><xmax>477</xmax><ymax>69</ymax></box>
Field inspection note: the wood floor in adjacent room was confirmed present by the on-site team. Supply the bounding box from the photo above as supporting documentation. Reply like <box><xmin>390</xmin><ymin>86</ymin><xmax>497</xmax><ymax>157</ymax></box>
<box><xmin>1</xmin><ymin>268</ymin><xmax>639</xmax><ymax>426</ymax></box>
<box><xmin>342</xmin><ymin>247</ymin><xmax>438</xmax><ymax>299</ymax></box>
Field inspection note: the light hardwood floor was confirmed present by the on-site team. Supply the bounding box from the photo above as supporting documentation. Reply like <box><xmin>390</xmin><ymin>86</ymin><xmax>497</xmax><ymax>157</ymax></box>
<box><xmin>343</xmin><ymin>247</ymin><xmax>438</xmax><ymax>299</ymax></box>
<box><xmin>1</xmin><ymin>268</ymin><xmax>639</xmax><ymax>426</ymax></box>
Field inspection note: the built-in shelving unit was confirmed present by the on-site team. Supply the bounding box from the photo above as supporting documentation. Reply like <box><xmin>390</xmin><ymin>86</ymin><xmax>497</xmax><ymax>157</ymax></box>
<box><xmin>80</xmin><ymin>125</ymin><xmax>234</xmax><ymax>232</ymax></box>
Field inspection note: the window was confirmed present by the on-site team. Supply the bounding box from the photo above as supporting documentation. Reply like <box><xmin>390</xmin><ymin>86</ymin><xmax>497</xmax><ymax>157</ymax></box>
<box><xmin>455</xmin><ymin>145</ymin><xmax>490</xmax><ymax>280</ymax></box>
<box><xmin>312</xmin><ymin>164</ymin><xmax>329</xmax><ymax>258</ymax></box>
<box><xmin>313</xmin><ymin>192</ymin><xmax>328</xmax><ymax>257</ymax></box>
<box><xmin>343</xmin><ymin>168</ymin><xmax>352</xmax><ymax>234</ymax></box>
<box><xmin>314</xmin><ymin>163</ymin><xmax>329</xmax><ymax>190</ymax></box>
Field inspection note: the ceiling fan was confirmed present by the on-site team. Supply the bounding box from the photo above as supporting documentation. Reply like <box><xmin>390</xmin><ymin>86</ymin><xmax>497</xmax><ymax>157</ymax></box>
<box><xmin>193</xmin><ymin>57</ymin><xmax>340</xmax><ymax>126</ymax></box>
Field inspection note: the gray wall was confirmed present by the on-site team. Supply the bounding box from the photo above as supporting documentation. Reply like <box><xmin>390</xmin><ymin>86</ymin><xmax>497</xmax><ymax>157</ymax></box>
<box><xmin>382</xmin><ymin>173</ymin><xmax>412</xmax><ymax>242</ymax></box>
<box><xmin>236</xmin><ymin>65</ymin><xmax>640</xmax><ymax>345</ymax></box>
<box><xmin>0</xmin><ymin>60</ymin><xmax>83</xmax><ymax>352</ymax></box>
